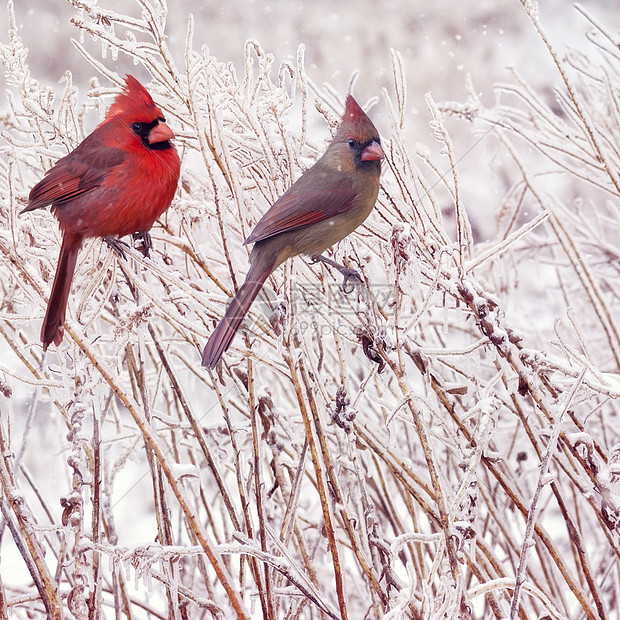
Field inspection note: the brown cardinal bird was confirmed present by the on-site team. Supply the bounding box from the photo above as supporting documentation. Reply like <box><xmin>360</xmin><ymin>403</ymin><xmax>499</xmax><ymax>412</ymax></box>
<box><xmin>202</xmin><ymin>95</ymin><xmax>383</xmax><ymax>368</ymax></box>
<box><xmin>22</xmin><ymin>75</ymin><xmax>180</xmax><ymax>351</ymax></box>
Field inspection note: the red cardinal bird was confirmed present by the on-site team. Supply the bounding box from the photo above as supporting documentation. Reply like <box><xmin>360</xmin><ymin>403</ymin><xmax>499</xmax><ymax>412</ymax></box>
<box><xmin>202</xmin><ymin>95</ymin><xmax>383</xmax><ymax>368</ymax></box>
<box><xmin>22</xmin><ymin>75</ymin><xmax>180</xmax><ymax>351</ymax></box>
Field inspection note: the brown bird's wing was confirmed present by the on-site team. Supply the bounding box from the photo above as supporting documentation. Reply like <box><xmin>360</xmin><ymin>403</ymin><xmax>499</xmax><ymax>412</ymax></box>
<box><xmin>244</xmin><ymin>176</ymin><xmax>356</xmax><ymax>245</ymax></box>
<box><xmin>23</xmin><ymin>137</ymin><xmax>127</xmax><ymax>213</ymax></box>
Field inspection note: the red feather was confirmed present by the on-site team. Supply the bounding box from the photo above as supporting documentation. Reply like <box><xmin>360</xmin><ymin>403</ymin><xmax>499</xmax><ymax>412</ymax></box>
<box><xmin>23</xmin><ymin>141</ymin><xmax>127</xmax><ymax>212</ymax></box>
<box><xmin>23</xmin><ymin>75</ymin><xmax>180</xmax><ymax>350</ymax></box>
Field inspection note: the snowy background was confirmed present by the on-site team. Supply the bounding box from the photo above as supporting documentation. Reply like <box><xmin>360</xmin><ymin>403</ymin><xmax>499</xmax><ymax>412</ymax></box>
<box><xmin>1</xmin><ymin>0</ymin><xmax>620</xmax><ymax>618</ymax></box>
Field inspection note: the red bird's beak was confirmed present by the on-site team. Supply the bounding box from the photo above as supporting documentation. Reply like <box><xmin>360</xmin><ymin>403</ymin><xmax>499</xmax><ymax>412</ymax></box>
<box><xmin>148</xmin><ymin>120</ymin><xmax>175</xmax><ymax>145</ymax></box>
<box><xmin>361</xmin><ymin>140</ymin><xmax>384</xmax><ymax>162</ymax></box>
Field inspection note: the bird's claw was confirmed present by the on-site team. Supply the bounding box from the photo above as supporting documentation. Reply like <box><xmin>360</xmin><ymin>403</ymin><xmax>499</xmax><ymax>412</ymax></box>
<box><xmin>341</xmin><ymin>268</ymin><xmax>363</xmax><ymax>295</ymax></box>
<box><xmin>104</xmin><ymin>236</ymin><xmax>129</xmax><ymax>259</ymax></box>
<box><xmin>311</xmin><ymin>254</ymin><xmax>363</xmax><ymax>294</ymax></box>
<box><xmin>132</xmin><ymin>231</ymin><xmax>152</xmax><ymax>257</ymax></box>
<box><xmin>104</xmin><ymin>233</ymin><xmax>152</xmax><ymax>259</ymax></box>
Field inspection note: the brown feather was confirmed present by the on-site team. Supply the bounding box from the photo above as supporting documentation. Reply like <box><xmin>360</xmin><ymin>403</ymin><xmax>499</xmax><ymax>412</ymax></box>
<box><xmin>202</xmin><ymin>94</ymin><xmax>383</xmax><ymax>367</ymax></box>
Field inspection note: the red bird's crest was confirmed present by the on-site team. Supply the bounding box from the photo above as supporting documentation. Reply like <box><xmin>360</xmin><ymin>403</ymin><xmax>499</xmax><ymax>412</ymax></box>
<box><xmin>105</xmin><ymin>75</ymin><xmax>163</xmax><ymax>121</ymax></box>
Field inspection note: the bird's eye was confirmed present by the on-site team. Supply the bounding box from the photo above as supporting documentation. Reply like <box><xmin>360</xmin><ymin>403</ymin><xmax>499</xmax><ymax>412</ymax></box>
<box><xmin>131</xmin><ymin>122</ymin><xmax>144</xmax><ymax>133</ymax></box>
<box><xmin>348</xmin><ymin>138</ymin><xmax>356</xmax><ymax>149</ymax></box>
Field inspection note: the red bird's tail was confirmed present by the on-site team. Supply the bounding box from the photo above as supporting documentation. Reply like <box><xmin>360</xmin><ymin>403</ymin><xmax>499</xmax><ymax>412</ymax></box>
<box><xmin>202</xmin><ymin>260</ymin><xmax>273</xmax><ymax>368</ymax></box>
<box><xmin>42</xmin><ymin>232</ymin><xmax>82</xmax><ymax>351</ymax></box>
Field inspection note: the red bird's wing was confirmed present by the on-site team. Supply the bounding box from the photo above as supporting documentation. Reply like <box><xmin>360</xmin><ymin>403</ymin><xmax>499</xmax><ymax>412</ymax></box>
<box><xmin>23</xmin><ymin>138</ymin><xmax>127</xmax><ymax>212</ymax></box>
<box><xmin>244</xmin><ymin>177</ymin><xmax>356</xmax><ymax>245</ymax></box>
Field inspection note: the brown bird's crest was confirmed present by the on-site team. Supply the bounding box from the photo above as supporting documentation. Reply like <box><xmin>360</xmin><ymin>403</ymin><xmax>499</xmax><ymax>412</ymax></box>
<box><xmin>342</xmin><ymin>95</ymin><xmax>376</xmax><ymax>138</ymax></box>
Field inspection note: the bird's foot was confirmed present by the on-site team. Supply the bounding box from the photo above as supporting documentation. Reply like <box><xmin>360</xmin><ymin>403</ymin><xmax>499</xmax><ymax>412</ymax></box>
<box><xmin>104</xmin><ymin>233</ymin><xmax>152</xmax><ymax>259</ymax></box>
<box><xmin>132</xmin><ymin>231</ymin><xmax>152</xmax><ymax>257</ymax></box>
<box><xmin>104</xmin><ymin>236</ymin><xmax>129</xmax><ymax>259</ymax></box>
<box><xmin>311</xmin><ymin>254</ymin><xmax>363</xmax><ymax>294</ymax></box>
<box><xmin>341</xmin><ymin>268</ymin><xmax>363</xmax><ymax>295</ymax></box>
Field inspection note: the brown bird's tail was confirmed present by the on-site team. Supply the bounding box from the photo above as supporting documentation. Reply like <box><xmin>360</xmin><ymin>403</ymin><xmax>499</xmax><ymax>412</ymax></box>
<box><xmin>42</xmin><ymin>232</ymin><xmax>82</xmax><ymax>351</ymax></box>
<box><xmin>202</xmin><ymin>259</ymin><xmax>273</xmax><ymax>368</ymax></box>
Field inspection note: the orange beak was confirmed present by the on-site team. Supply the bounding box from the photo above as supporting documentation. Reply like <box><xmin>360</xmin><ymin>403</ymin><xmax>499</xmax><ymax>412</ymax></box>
<box><xmin>361</xmin><ymin>139</ymin><xmax>384</xmax><ymax>162</ymax></box>
<box><xmin>148</xmin><ymin>120</ymin><xmax>175</xmax><ymax>145</ymax></box>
